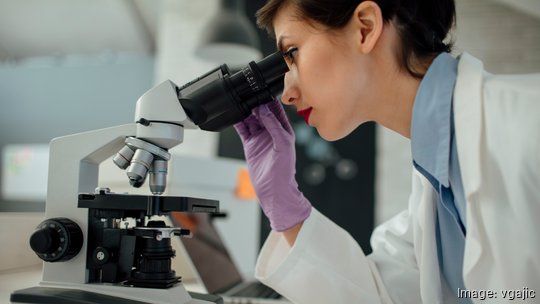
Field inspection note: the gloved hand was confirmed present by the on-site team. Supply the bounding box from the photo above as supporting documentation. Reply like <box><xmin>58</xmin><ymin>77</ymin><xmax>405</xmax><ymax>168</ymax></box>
<box><xmin>234</xmin><ymin>99</ymin><xmax>312</xmax><ymax>232</ymax></box>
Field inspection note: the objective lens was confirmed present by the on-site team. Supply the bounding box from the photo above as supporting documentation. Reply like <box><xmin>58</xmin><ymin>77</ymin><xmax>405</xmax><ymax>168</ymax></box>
<box><xmin>149</xmin><ymin>160</ymin><xmax>167</xmax><ymax>195</ymax></box>
<box><xmin>113</xmin><ymin>145</ymin><xmax>135</xmax><ymax>169</ymax></box>
<box><xmin>127</xmin><ymin>149</ymin><xmax>154</xmax><ymax>188</ymax></box>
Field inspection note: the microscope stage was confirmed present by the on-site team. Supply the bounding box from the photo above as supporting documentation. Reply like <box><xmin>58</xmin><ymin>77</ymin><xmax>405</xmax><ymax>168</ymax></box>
<box><xmin>78</xmin><ymin>192</ymin><xmax>219</xmax><ymax>215</ymax></box>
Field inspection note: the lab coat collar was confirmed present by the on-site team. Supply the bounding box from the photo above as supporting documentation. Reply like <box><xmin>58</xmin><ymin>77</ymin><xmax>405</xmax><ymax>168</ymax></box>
<box><xmin>453</xmin><ymin>52</ymin><xmax>485</xmax><ymax>280</ymax></box>
<box><xmin>411</xmin><ymin>52</ymin><xmax>458</xmax><ymax>188</ymax></box>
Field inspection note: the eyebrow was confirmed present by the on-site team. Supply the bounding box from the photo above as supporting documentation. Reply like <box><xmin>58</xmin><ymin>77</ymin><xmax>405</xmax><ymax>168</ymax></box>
<box><xmin>277</xmin><ymin>35</ymin><xmax>290</xmax><ymax>53</ymax></box>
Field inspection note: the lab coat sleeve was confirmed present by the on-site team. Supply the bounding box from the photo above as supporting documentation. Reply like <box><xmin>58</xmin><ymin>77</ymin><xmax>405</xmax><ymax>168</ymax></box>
<box><xmin>255</xmin><ymin>207</ymin><xmax>391</xmax><ymax>304</ymax></box>
<box><xmin>255</xmin><ymin>173</ymin><xmax>429</xmax><ymax>304</ymax></box>
<box><xmin>368</xmin><ymin>209</ymin><xmax>425</xmax><ymax>303</ymax></box>
<box><xmin>254</xmin><ymin>208</ymin><xmax>428</xmax><ymax>303</ymax></box>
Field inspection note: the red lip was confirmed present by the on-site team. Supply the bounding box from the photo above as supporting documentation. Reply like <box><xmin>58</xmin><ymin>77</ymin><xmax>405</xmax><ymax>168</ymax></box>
<box><xmin>297</xmin><ymin>107</ymin><xmax>313</xmax><ymax>124</ymax></box>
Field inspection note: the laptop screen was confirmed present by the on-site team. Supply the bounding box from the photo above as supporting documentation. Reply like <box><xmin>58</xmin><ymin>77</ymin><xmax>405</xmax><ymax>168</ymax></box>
<box><xmin>170</xmin><ymin>212</ymin><xmax>243</xmax><ymax>294</ymax></box>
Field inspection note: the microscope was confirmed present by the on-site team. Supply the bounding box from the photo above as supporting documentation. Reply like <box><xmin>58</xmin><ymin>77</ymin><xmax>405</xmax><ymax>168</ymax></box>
<box><xmin>10</xmin><ymin>51</ymin><xmax>288</xmax><ymax>304</ymax></box>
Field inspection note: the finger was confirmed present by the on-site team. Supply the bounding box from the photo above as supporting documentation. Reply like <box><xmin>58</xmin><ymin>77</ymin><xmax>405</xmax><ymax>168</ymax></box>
<box><xmin>256</xmin><ymin>104</ymin><xmax>293</xmax><ymax>147</ymax></box>
<box><xmin>266</xmin><ymin>98</ymin><xmax>293</xmax><ymax>134</ymax></box>
<box><xmin>244</xmin><ymin>115</ymin><xmax>263</xmax><ymax>135</ymax></box>
<box><xmin>233</xmin><ymin>121</ymin><xmax>250</xmax><ymax>139</ymax></box>
<box><xmin>234</xmin><ymin>113</ymin><xmax>263</xmax><ymax>139</ymax></box>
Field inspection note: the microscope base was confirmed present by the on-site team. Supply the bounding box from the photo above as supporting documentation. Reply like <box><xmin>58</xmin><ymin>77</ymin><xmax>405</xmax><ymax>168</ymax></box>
<box><xmin>11</xmin><ymin>287</ymin><xmax>223</xmax><ymax>304</ymax></box>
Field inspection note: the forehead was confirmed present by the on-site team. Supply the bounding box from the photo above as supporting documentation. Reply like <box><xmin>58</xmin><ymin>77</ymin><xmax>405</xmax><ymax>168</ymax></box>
<box><xmin>272</xmin><ymin>3</ymin><xmax>321</xmax><ymax>49</ymax></box>
<box><xmin>273</xmin><ymin>3</ymin><xmax>301</xmax><ymax>37</ymax></box>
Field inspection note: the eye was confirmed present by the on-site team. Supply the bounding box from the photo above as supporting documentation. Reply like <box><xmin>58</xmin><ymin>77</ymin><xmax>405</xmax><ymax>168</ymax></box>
<box><xmin>282</xmin><ymin>47</ymin><xmax>298</xmax><ymax>65</ymax></box>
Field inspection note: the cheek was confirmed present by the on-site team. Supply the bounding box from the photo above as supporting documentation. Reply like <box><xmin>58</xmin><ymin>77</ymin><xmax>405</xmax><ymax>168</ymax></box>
<box><xmin>310</xmin><ymin>97</ymin><xmax>357</xmax><ymax>141</ymax></box>
<box><xmin>302</xmin><ymin>68</ymin><xmax>349</xmax><ymax>110</ymax></box>
<box><xmin>299</xmin><ymin>54</ymin><xmax>365</xmax><ymax>139</ymax></box>
<box><xmin>319</xmin><ymin>72</ymin><xmax>368</xmax><ymax>140</ymax></box>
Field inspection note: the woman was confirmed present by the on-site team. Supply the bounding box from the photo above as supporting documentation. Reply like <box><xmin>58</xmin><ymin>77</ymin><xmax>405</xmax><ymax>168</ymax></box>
<box><xmin>234</xmin><ymin>0</ymin><xmax>540</xmax><ymax>303</ymax></box>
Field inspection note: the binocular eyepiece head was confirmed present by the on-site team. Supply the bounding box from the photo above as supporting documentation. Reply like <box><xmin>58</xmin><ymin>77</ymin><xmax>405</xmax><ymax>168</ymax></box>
<box><xmin>178</xmin><ymin>50</ymin><xmax>289</xmax><ymax>131</ymax></box>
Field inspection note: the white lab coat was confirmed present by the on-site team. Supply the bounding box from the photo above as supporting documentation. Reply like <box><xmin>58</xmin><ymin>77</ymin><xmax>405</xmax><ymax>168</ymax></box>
<box><xmin>254</xmin><ymin>53</ymin><xmax>540</xmax><ymax>304</ymax></box>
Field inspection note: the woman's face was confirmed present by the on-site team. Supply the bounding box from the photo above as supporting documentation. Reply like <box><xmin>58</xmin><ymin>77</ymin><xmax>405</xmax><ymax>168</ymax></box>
<box><xmin>274</xmin><ymin>4</ymin><xmax>375</xmax><ymax>141</ymax></box>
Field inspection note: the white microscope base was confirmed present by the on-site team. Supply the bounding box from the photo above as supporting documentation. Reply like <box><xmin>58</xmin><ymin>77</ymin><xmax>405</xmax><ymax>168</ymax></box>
<box><xmin>11</xmin><ymin>281</ymin><xmax>218</xmax><ymax>304</ymax></box>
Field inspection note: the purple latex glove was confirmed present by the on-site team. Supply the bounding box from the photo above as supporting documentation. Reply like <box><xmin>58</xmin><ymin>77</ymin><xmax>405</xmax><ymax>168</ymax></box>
<box><xmin>234</xmin><ymin>99</ymin><xmax>312</xmax><ymax>232</ymax></box>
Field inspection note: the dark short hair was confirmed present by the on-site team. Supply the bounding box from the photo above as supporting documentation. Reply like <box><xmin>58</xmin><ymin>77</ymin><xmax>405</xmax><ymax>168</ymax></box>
<box><xmin>256</xmin><ymin>0</ymin><xmax>456</xmax><ymax>78</ymax></box>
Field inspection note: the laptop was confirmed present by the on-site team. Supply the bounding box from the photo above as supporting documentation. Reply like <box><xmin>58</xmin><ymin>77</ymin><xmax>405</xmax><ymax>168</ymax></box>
<box><xmin>170</xmin><ymin>212</ymin><xmax>290</xmax><ymax>304</ymax></box>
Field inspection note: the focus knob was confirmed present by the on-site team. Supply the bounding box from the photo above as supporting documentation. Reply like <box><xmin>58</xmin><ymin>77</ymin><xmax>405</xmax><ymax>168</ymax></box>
<box><xmin>30</xmin><ymin>218</ymin><xmax>83</xmax><ymax>262</ymax></box>
<box><xmin>29</xmin><ymin>227</ymin><xmax>58</xmax><ymax>254</ymax></box>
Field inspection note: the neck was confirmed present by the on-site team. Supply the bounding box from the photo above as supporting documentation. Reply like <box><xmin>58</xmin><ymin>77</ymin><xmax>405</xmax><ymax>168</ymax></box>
<box><xmin>367</xmin><ymin>23</ymin><xmax>433</xmax><ymax>139</ymax></box>
<box><xmin>375</xmin><ymin>69</ymin><xmax>421</xmax><ymax>138</ymax></box>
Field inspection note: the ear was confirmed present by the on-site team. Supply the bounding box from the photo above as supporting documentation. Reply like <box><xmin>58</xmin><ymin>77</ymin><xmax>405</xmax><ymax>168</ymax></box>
<box><xmin>351</xmin><ymin>1</ymin><xmax>383</xmax><ymax>54</ymax></box>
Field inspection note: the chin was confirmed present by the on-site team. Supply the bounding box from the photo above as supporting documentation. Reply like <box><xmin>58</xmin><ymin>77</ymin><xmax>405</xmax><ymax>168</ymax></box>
<box><xmin>315</xmin><ymin>126</ymin><xmax>349</xmax><ymax>142</ymax></box>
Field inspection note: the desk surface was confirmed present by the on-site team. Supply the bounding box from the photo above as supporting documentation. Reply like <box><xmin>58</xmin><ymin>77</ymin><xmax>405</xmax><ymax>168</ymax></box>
<box><xmin>0</xmin><ymin>266</ymin><xmax>206</xmax><ymax>304</ymax></box>
<box><xmin>0</xmin><ymin>266</ymin><xmax>41</xmax><ymax>304</ymax></box>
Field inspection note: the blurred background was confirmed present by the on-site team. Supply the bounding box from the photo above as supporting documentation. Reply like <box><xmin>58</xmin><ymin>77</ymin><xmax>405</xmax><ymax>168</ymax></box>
<box><xmin>0</xmin><ymin>0</ymin><xmax>539</xmax><ymax>258</ymax></box>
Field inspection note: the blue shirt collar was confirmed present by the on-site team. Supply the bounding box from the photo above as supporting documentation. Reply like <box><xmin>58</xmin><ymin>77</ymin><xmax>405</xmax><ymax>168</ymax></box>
<box><xmin>411</xmin><ymin>52</ymin><xmax>458</xmax><ymax>188</ymax></box>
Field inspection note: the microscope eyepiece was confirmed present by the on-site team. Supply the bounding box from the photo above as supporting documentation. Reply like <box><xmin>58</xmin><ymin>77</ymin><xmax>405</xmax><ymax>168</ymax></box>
<box><xmin>178</xmin><ymin>51</ymin><xmax>289</xmax><ymax>131</ymax></box>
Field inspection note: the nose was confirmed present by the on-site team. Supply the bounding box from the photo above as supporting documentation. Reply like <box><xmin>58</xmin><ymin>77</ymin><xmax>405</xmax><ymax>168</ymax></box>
<box><xmin>280</xmin><ymin>71</ymin><xmax>299</xmax><ymax>106</ymax></box>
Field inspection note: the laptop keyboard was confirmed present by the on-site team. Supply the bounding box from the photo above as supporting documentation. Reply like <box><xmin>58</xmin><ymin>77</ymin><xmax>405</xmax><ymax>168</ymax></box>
<box><xmin>231</xmin><ymin>282</ymin><xmax>282</xmax><ymax>299</ymax></box>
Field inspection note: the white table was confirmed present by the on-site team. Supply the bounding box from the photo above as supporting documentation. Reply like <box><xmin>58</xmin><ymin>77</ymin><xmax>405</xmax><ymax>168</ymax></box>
<box><xmin>0</xmin><ymin>266</ymin><xmax>41</xmax><ymax>304</ymax></box>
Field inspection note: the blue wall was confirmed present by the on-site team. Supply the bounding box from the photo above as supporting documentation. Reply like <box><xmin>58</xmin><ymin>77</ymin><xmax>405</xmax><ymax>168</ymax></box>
<box><xmin>0</xmin><ymin>54</ymin><xmax>154</xmax><ymax>144</ymax></box>
<box><xmin>0</xmin><ymin>53</ymin><xmax>154</xmax><ymax>211</ymax></box>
